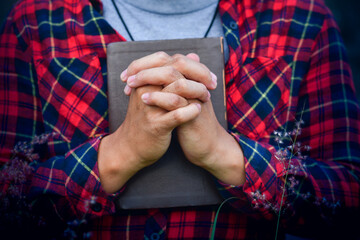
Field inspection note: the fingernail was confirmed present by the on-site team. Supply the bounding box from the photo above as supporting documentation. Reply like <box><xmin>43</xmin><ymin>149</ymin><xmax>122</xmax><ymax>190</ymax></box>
<box><xmin>210</xmin><ymin>72</ymin><xmax>217</xmax><ymax>88</ymax></box>
<box><xmin>141</xmin><ymin>93</ymin><xmax>149</xmax><ymax>103</ymax></box>
<box><xmin>207</xmin><ymin>91</ymin><xmax>211</xmax><ymax>100</ymax></box>
<box><xmin>127</xmin><ymin>75</ymin><xmax>135</xmax><ymax>87</ymax></box>
<box><xmin>120</xmin><ymin>69</ymin><xmax>128</xmax><ymax>81</ymax></box>
<box><xmin>124</xmin><ymin>85</ymin><xmax>131</xmax><ymax>95</ymax></box>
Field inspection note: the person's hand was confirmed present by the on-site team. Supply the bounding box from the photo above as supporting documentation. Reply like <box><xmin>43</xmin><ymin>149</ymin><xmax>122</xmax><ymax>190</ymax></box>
<box><xmin>98</xmin><ymin>84</ymin><xmax>201</xmax><ymax>194</ymax></box>
<box><xmin>120</xmin><ymin>51</ymin><xmax>217</xmax><ymax>102</ymax></box>
<box><xmin>121</xmin><ymin>52</ymin><xmax>245</xmax><ymax>186</ymax></box>
<box><xmin>176</xmin><ymin>99</ymin><xmax>246</xmax><ymax>186</ymax></box>
<box><xmin>99</xmin><ymin>51</ymin><xmax>212</xmax><ymax>194</ymax></box>
<box><xmin>145</xmin><ymin>87</ymin><xmax>245</xmax><ymax>186</ymax></box>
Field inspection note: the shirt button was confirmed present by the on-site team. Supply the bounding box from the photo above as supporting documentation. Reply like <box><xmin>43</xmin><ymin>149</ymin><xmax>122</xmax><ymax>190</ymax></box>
<box><xmin>90</xmin><ymin>202</ymin><xmax>102</xmax><ymax>212</ymax></box>
<box><xmin>150</xmin><ymin>233</ymin><xmax>160</xmax><ymax>240</ymax></box>
<box><xmin>230</xmin><ymin>21</ymin><xmax>238</xmax><ymax>29</ymax></box>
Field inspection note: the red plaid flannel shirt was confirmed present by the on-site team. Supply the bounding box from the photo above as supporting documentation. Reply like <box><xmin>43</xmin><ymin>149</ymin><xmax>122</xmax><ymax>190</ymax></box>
<box><xmin>1</xmin><ymin>0</ymin><xmax>359</xmax><ymax>239</ymax></box>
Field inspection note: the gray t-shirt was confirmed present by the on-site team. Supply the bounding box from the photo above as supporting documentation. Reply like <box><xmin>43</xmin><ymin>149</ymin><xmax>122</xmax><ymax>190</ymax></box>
<box><xmin>102</xmin><ymin>0</ymin><xmax>229</xmax><ymax>62</ymax></box>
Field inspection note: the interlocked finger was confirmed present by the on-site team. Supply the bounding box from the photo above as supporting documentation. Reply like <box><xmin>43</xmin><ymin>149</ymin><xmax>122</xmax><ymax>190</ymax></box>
<box><xmin>121</xmin><ymin>51</ymin><xmax>171</xmax><ymax>81</ymax></box>
<box><xmin>159</xmin><ymin>103</ymin><xmax>202</xmax><ymax>131</ymax></box>
<box><xmin>163</xmin><ymin>79</ymin><xmax>210</xmax><ymax>102</ymax></box>
<box><xmin>127</xmin><ymin>66</ymin><xmax>183</xmax><ymax>88</ymax></box>
<box><xmin>141</xmin><ymin>91</ymin><xmax>189</xmax><ymax>111</ymax></box>
<box><xmin>168</xmin><ymin>54</ymin><xmax>217</xmax><ymax>89</ymax></box>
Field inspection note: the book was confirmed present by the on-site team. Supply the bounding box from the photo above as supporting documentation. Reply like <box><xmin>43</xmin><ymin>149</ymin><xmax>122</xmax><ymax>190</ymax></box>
<box><xmin>107</xmin><ymin>37</ymin><xmax>226</xmax><ymax>209</ymax></box>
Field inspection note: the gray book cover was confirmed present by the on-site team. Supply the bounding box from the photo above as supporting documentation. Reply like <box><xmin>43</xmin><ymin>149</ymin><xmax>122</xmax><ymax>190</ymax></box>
<box><xmin>107</xmin><ymin>37</ymin><xmax>226</xmax><ymax>209</ymax></box>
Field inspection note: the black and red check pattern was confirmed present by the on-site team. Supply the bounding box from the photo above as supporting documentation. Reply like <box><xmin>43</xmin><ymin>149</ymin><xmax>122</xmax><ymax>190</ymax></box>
<box><xmin>1</xmin><ymin>0</ymin><xmax>359</xmax><ymax>239</ymax></box>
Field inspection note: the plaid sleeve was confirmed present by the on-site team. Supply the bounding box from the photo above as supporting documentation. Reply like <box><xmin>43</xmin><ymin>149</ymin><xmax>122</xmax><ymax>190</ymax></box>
<box><xmin>0</xmin><ymin>6</ymin><xmax>116</xmax><ymax>220</ymax></box>
<box><xmin>217</xmin><ymin>2</ymin><xmax>360</xmax><ymax>224</ymax></box>
<box><xmin>30</xmin><ymin>135</ymin><xmax>118</xmax><ymax>219</ymax></box>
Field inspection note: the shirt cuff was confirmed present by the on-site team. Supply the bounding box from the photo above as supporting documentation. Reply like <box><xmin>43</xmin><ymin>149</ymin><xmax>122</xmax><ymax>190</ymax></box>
<box><xmin>63</xmin><ymin>134</ymin><xmax>120</xmax><ymax>217</ymax></box>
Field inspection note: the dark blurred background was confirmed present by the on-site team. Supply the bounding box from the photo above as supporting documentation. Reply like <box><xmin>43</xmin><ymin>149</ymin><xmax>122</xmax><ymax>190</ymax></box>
<box><xmin>1</xmin><ymin>0</ymin><xmax>359</xmax><ymax>101</ymax></box>
<box><xmin>324</xmin><ymin>0</ymin><xmax>360</xmax><ymax>102</ymax></box>
<box><xmin>0</xmin><ymin>0</ymin><xmax>359</xmax><ymax>239</ymax></box>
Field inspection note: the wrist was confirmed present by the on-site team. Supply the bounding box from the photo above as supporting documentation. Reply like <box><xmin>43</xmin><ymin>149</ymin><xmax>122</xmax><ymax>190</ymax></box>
<box><xmin>98</xmin><ymin>131</ymin><xmax>141</xmax><ymax>193</ymax></box>
<box><xmin>201</xmin><ymin>130</ymin><xmax>245</xmax><ymax>186</ymax></box>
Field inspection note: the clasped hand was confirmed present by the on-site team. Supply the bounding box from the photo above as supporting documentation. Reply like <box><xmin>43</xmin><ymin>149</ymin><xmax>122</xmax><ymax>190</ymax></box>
<box><xmin>122</xmin><ymin>52</ymin><xmax>223</xmax><ymax>167</ymax></box>
<box><xmin>98</xmin><ymin>52</ymin><xmax>245</xmax><ymax>194</ymax></box>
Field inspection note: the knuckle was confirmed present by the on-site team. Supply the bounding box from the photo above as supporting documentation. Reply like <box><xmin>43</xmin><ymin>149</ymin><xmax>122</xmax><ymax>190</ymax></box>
<box><xmin>202</xmin><ymin>84</ymin><xmax>209</xmax><ymax>96</ymax></box>
<box><xmin>136</xmin><ymin>85</ymin><xmax>148</xmax><ymax>96</ymax></box>
<box><xmin>166</xmin><ymin>66</ymin><xmax>179</xmax><ymax>80</ymax></box>
<box><xmin>172</xmin><ymin>110</ymin><xmax>184</xmax><ymax>123</ymax></box>
<box><xmin>172</xmin><ymin>53</ymin><xmax>184</xmax><ymax>59</ymax></box>
<box><xmin>170</xmin><ymin>95</ymin><xmax>182</xmax><ymax>108</ymax></box>
<box><xmin>128</xmin><ymin>59</ymin><xmax>141</xmax><ymax>74</ymax></box>
<box><xmin>199</xmin><ymin>85</ymin><xmax>208</xmax><ymax>99</ymax></box>
<box><xmin>203</xmin><ymin>92</ymin><xmax>209</xmax><ymax>102</ymax></box>
<box><xmin>172</xmin><ymin>55</ymin><xmax>187</xmax><ymax>69</ymax></box>
<box><xmin>207</xmin><ymin>72</ymin><xmax>212</xmax><ymax>83</ymax></box>
<box><xmin>198</xmin><ymin>81</ymin><xmax>207</xmax><ymax>91</ymax></box>
<box><xmin>199</xmin><ymin>62</ymin><xmax>208</xmax><ymax>70</ymax></box>
<box><xmin>155</xmin><ymin>51</ymin><xmax>170</xmax><ymax>64</ymax></box>
<box><xmin>136</xmin><ymin>70</ymin><xmax>145</xmax><ymax>81</ymax></box>
<box><xmin>199</xmin><ymin>63</ymin><xmax>212</xmax><ymax>81</ymax></box>
<box><xmin>174</xmin><ymin>79</ymin><xmax>188</xmax><ymax>93</ymax></box>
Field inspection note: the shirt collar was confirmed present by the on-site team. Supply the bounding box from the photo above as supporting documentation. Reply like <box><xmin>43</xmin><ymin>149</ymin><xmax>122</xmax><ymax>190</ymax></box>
<box><xmin>90</xmin><ymin>0</ymin><xmax>103</xmax><ymax>14</ymax></box>
<box><xmin>91</xmin><ymin>0</ymin><xmax>227</xmax><ymax>16</ymax></box>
